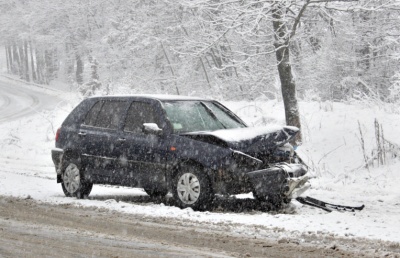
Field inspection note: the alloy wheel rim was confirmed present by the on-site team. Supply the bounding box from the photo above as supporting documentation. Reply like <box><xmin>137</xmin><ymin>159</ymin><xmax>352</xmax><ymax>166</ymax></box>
<box><xmin>63</xmin><ymin>164</ymin><xmax>80</xmax><ymax>194</ymax></box>
<box><xmin>177</xmin><ymin>173</ymin><xmax>200</xmax><ymax>205</ymax></box>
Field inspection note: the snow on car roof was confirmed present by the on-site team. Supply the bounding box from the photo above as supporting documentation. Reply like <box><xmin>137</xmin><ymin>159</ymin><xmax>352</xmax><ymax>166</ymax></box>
<box><xmin>89</xmin><ymin>94</ymin><xmax>211</xmax><ymax>101</ymax></box>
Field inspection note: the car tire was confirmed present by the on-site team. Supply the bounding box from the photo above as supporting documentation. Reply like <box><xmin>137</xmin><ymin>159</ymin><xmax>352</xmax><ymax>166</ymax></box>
<box><xmin>172</xmin><ymin>164</ymin><xmax>213</xmax><ymax>211</ymax></box>
<box><xmin>61</xmin><ymin>159</ymin><xmax>93</xmax><ymax>199</ymax></box>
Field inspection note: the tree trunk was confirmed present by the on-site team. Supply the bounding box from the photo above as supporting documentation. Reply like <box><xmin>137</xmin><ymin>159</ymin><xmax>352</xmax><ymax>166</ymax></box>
<box><xmin>24</xmin><ymin>40</ymin><xmax>30</xmax><ymax>82</ymax></box>
<box><xmin>65</xmin><ymin>44</ymin><xmax>75</xmax><ymax>77</ymax></box>
<box><xmin>18</xmin><ymin>44</ymin><xmax>26</xmax><ymax>80</ymax></box>
<box><xmin>6</xmin><ymin>44</ymin><xmax>13</xmax><ymax>74</ymax></box>
<box><xmin>35</xmin><ymin>48</ymin><xmax>44</xmax><ymax>84</ymax></box>
<box><xmin>88</xmin><ymin>55</ymin><xmax>99</xmax><ymax>81</ymax></box>
<box><xmin>199</xmin><ymin>57</ymin><xmax>211</xmax><ymax>88</ymax></box>
<box><xmin>272</xmin><ymin>6</ymin><xmax>302</xmax><ymax>145</ymax></box>
<box><xmin>12</xmin><ymin>43</ymin><xmax>20</xmax><ymax>76</ymax></box>
<box><xmin>45</xmin><ymin>49</ymin><xmax>53</xmax><ymax>84</ymax></box>
<box><xmin>76</xmin><ymin>54</ymin><xmax>84</xmax><ymax>85</ymax></box>
<box><xmin>29</xmin><ymin>41</ymin><xmax>37</xmax><ymax>82</ymax></box>
<box><xmin>160</xmin><ymin>42</ymin><xmax>179</xmax><ymax>95</ymax></box>
<box><xmin>5</xmin><ymin>44</ymin><xmax>10</xmax><ymax>73</ymax></box>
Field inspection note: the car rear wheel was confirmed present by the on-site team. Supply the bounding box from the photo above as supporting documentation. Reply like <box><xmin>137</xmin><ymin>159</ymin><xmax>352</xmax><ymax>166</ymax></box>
<box><xmin>172</xmin><ymin>164</ymin><xmax>213</xmax><ymax>210</ymax></box>
<box><xmin>61</xmin><ymin>160</ymin><xmax>93</xmax><ymax>199</ymax></box>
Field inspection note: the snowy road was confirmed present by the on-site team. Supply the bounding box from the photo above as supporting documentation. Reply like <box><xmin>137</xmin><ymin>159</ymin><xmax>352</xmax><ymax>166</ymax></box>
<box><xmin>0</xmin><ymin>75</ymin><xmax>400</xmax><ymax>257</ymax></box>
<box><xmin>0</xmin><ymin>196</ymin><xmax>394</xmax><ymax>258</ymax></box>
<box><xmin>0</xmin><ymin>77</ymin><xmax>61</xmax><ymax>124</ymax></box>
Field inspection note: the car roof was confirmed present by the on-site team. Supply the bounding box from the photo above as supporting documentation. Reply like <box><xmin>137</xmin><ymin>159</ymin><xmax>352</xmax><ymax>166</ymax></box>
<box><xmin>88</xmin><ymin>94</ymin><xmax>212</xmax><ymax>101</ymax></box>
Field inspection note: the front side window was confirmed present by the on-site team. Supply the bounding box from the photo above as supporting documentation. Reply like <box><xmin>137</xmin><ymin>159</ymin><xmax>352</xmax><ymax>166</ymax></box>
<box><xmin>124</xmin><ymin>102</ymin><xmax>157</xmax><ymax>133</ymax></box>
<box><xmin>161</xmin><ymin>101</ymin><xmax>245</xmax><ymax>133</ymax></box>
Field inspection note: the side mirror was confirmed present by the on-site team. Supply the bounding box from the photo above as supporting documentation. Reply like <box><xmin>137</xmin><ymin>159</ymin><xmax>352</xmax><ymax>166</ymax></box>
<box><xmin>142</xmin><ymin>123</ymin><xmax>163</xmax><ymax>135</ymax></box>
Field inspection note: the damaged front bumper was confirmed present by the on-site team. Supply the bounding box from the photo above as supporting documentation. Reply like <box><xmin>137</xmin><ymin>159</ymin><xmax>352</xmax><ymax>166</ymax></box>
<box><xmin>247</xmin><ymin>163</ymin><xmax>310</xmax><ymax>200</ymax></box>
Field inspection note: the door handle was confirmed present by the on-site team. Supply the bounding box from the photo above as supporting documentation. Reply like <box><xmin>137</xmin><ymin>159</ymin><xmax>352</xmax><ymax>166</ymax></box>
<box><xmin>78</xmin><ymin>132</ymin><xmax>87</xmax><ymax>136</ymax></box>
<box><xmin>117</xmin><ymin>138</ymin><xmax>126</xmax><ymax>142</ymax></box>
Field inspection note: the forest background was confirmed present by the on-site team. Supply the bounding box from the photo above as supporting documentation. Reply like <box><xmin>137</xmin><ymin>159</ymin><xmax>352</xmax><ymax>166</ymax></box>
<box><xmin>1</xmin><ymin>0</ymin><xmax>400</xmax><ymax>127</ymax></box>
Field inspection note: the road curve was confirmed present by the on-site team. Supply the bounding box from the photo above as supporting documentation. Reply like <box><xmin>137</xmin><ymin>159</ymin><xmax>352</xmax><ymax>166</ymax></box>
<box><xmin>0</xmin><ymin>76</ymin><xmax>63</xmax><ymax>124</ymax></box>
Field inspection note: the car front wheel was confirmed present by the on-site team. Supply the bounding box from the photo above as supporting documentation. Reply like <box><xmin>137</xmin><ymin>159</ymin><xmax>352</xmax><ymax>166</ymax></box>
<box><xmin>172</xmin><ymin>164</ymin><xmax>213</xmax><ymax>211</ymax></box>
<box><xmin>61</xmin><ymin>161</ymin><xmax>93</xmax><ymax>199</ymax></box>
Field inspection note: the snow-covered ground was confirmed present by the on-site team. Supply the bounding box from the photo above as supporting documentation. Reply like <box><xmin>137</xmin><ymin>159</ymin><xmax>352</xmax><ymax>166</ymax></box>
<box><xmin>1</xmin><ymin>75</ymin><xmax>399</xmax><ymax>245</ymax></box>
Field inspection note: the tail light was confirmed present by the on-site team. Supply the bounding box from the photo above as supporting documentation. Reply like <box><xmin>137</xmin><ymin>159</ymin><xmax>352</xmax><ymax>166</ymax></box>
<box><xmin>55</xmin><ymin>127</ymin><xmax>61</xmax><ymax>142</ymax></box>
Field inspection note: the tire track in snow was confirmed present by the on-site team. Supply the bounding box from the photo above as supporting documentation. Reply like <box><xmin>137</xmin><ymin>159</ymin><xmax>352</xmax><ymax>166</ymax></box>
<box><xmin>0</xmin><ymin>168</ymin><xmax>55</xmax><ymax>180</ymax></box>
<box><xmin>0</xmin><ymin>93</ymin><xmax>11</xmax><ymax>111</ymax></box>
<box><xmin>0</xmin><ymin>156</ymin><xmax>55</xmax><ymax>179</ymax></box>
<box><xmin>0</xmin><ymin>83</ymin><xmax>41</xmax><ymax>123</ymax></box>
<box><xmin>0</xmin><ymin>78</ymin><xmax>61</xmax><ymax>124</ymax></box>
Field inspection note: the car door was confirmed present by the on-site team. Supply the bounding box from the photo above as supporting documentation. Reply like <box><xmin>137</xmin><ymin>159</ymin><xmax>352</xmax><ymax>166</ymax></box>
<box><xmin>79</xmin><ymin>99</ymin><xmax>128</xmax><ymax>183</ymax></box>
<box><xmin>118</xmin><ymin>100</ymin><xmax>168</xmax><ymax>189</ymax></box>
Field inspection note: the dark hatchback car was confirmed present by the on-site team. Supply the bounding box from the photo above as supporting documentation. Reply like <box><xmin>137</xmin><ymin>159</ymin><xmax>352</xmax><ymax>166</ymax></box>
<box><xmin>52</xmin><ymin>95</ymin><xmax>309</xmax><ymax>210</ymax></box>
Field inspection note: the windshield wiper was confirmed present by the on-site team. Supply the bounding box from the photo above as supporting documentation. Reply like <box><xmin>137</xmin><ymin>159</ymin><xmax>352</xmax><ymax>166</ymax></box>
<box><xmin>200</xmin><ymin>102</ymin><xmax>226</xmax><ymax>129</ymax></box>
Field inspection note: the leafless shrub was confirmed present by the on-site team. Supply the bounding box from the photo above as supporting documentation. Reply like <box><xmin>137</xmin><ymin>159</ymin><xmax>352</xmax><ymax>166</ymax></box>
<box><xmin>357</xmin><ymin>119</ymin><xmax>399</xmax><ymax>170</ymax></box>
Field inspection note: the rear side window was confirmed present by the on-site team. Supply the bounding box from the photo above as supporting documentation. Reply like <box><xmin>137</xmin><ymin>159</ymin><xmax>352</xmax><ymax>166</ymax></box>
<box><xmin>83</xmin><ymin>100</ymin><xmax>127</xmax><ymax>129</ymax></box>
<box><xmin>124</xmin><ymin>102</ymin><xmax>157</xmax><ymax>133</ymax></box>
<box><xmin>84</xmin><ymin>101</ymin><xmax>103</xmax><ymax>126</ymax></box>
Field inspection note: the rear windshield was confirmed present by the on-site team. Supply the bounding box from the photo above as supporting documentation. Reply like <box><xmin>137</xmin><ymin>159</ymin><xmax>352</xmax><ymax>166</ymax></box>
<box><xmin>161</xmin><ymin>100</ymin><xmax>245</xmax><ymax>133</ymax></box>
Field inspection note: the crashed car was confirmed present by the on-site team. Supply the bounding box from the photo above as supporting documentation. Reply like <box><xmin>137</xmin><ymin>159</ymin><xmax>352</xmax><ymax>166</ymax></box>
<box><xmin>52</xmin><ymin>95</ymin><xmax>309</xmax><ymax>210</ymax></box>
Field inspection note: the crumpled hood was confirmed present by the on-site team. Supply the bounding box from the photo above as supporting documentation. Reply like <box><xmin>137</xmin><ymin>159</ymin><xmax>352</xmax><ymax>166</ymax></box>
<box><xmin>182</xmin><ymin>125</ymin><xmax>299</xmax><ymax>153</ymax></box>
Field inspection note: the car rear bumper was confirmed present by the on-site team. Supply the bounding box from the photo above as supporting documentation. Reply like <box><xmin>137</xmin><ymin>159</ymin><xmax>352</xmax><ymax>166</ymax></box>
<box><xmin>51</xmin><ymin>148</ymin><xmax>64</xmax><ymax>175</ymax></box>
<box><xmin>246</xmin><ymin>163</ymin><xmax>309</xmax><ymax>200</ymax></box>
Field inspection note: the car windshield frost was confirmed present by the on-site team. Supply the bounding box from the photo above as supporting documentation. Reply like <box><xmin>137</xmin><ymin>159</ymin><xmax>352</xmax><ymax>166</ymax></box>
<box><xmin>162</xmin><ymin>101</ymin><xmax>245</xmax><ymax>133</ymax></box>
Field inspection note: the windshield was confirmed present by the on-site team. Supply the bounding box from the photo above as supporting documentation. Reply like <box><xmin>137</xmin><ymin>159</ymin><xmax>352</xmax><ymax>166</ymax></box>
<box><xmin>162</xmin><ymin>101</ymin><xmax>246</xmax><ymax>133</ymax></box>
